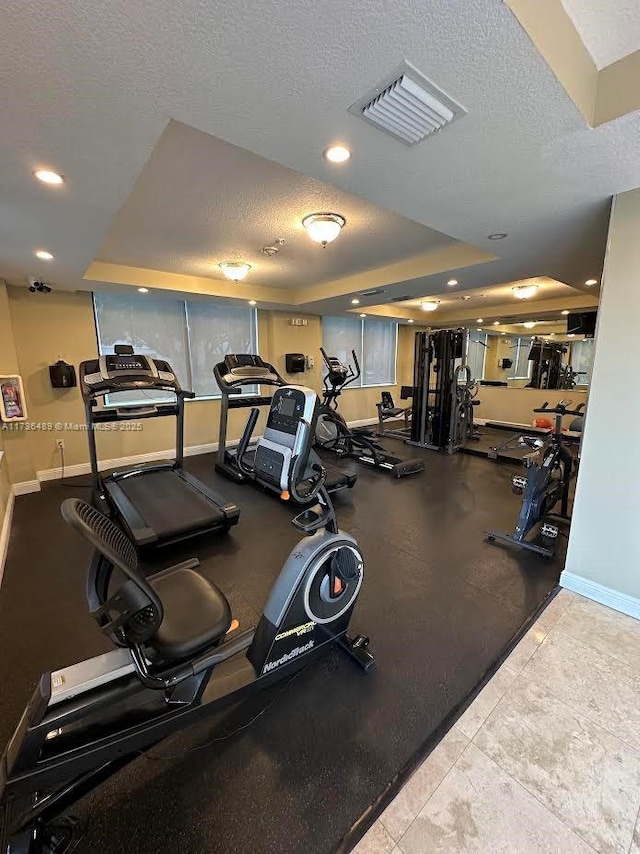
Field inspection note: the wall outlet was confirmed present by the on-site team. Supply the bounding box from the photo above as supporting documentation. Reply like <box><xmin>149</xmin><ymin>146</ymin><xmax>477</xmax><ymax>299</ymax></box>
<box><xmin>57</xmin><ymin>439</ymin><xmax>65</xmax><ymax>450</ymax></box>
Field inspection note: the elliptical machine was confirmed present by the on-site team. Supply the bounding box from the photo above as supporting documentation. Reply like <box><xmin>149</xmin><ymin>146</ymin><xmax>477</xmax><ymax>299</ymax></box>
<box><xmin>486</xmin><ymin>400</ymin><xmax>585</xmax><ymax>558</ymax></box>
<box><xmin>0</xmin><ymin>385</ymin><xmax>373</xmax><ymax>854</ymax></box>
<box><xmin>315</xmin><ymin>348</ymin><xmax>424</xmax><ymax>478</ymax></box>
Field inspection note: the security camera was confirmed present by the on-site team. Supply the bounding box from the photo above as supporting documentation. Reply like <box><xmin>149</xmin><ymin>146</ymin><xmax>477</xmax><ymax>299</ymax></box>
<box><xmin>28</xmin><ymin>278</ymin><xmax>52</xmax><ymax>294</ymax></box>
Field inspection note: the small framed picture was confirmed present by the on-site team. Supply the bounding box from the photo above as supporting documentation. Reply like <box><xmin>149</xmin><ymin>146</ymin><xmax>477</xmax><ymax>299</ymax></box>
<box><xmin>0</xmin><ymin>375</ymin><xmax>28</xmax><ymax>422</ymax></box>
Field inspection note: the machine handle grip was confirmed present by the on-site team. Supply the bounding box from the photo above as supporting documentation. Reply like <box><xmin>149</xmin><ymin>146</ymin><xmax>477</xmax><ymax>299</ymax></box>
<box><xmin>236</xmin><ymin>408</ymin><xmax>259</xmax><ymax>474</ymax></box>
<box><xmin>350</xmin><ymin>349</ymin><xmax>362</xmax><ymax>381</ymax></box>
<box><xmin>533</xmin><ymin>402</ymin><xmax>550</xmax><ymax>412</ymax></box>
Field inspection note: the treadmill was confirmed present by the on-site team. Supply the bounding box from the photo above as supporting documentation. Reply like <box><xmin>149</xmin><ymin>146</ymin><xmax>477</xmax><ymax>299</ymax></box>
<box><xmin>79</xmin><ymin>345</ymin><xmax>240</xmax><ymax>550</ymax></box>
<box><xmin>213</xmin><ymin>354</ymin><xmax>357</xmax><ymax>498</ymax></box>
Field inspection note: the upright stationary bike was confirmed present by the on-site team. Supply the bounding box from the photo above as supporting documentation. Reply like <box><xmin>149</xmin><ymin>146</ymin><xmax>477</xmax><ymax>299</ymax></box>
<box><xmin>486</xmin><ymin>400</ymin><xmax>585</xmax><ymax>558</ymax></box>
<box><xmin>315</xmin><ymin>348</ymin><xmax>424</xmax><ymax>478</ymax></box>
<box><xmin>0</xmin><ymin>385</ymin><xmax>373</xmax><ymax>854</ymax></box>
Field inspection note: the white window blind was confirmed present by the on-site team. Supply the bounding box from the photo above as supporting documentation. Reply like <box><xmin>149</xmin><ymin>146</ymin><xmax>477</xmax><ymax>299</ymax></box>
<box><xmin>466</xmin><ymin>333</ymin><xmax>487</xmax><ymax>381</ymax></box>
<box><xmin>93</xmin><ymin>293</ymin><xmax>257</xmax><ymax>403</ymax></box>
<box><xmin>569</xmin><ymin>338</ymin><xmax>595</xmax><ymax>385</ymax></box>
<box><xmin>322</xmin><ymin>316</ymin><xmax>397</xmax><ymax>387</ymax></box>
<box><xmin>363</xmin><ymin>318</ymin><xmax>397</xmax><ymax>385</ymax></box>
<box><xmin>509</xmin><ymin>336</ymin><xmax>533</xmax><ymax>379</ymax></box>
<box><xmin>186</xmin><ymin>302</ymin><xmax>258</xmax><ymax>396</ymax></box>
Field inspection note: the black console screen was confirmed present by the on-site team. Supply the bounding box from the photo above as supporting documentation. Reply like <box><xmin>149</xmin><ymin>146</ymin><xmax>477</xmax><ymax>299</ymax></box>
<box><xmin>278</xmin><ymin>397</ymin><xmax>296</xmax><ymax>418</ymax></box>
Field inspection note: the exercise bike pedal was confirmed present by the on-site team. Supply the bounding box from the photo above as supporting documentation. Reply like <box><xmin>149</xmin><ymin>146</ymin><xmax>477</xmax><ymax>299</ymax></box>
<box><xmin>339</xmin><ymin>633</ymin><xmax>374</xmax><ymax>671</ymax></box>
<box><xmin>540</xmin><ymin>522</ymin><xmax>559</xmax><ymax>540</ymax></box>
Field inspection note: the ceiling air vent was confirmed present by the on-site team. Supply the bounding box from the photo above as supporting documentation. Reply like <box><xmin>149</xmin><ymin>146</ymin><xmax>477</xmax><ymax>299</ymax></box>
<box><xmin>349</xmin><ymin>61</ymin><xmax>466</xmax><ymax>146</ymax></box>
<box><xmin>357</xmin><ymin>288</ymin><xmax>387</xmax><ymax>297</ymax></box>
<box><xmin>389</xmin><ymin>295</ymin><xmax>413</xmax><ymax>302</ymax></box>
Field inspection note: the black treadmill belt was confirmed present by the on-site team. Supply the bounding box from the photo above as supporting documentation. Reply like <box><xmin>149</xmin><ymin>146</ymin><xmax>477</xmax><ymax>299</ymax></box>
<box><xmin>116</xmin><ymin>470</ymin><xmax>226</xmax><ymax>538</ymax></box>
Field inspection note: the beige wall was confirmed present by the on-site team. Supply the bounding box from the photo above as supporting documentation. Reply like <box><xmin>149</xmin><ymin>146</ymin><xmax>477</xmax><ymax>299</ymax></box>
<box><xmin>0</xmin><ymin>282</ymin><xmax>37</xmax><ymax>484</ymax></box>
<box><xmin>564</xmin><ymin>189</ymin><xmax>640</xmax><ymax>605</ymax></box>
<box><xmin>3</xmin><ymin>288</ymin><xmax>420</xmax><ymax>480</ymax></box>
<box><xmin>483</xmin><ymin>336</ymin><xmax>514</xmax><ymax>382</ymax></box>
<box><xmin>474</xmin><ymin>386</ymin><xmax>587</xmax><ymax>428</ymax></box>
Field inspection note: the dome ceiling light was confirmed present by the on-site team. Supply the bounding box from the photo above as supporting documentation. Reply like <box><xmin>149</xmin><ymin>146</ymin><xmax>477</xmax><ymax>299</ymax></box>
<box><xmin>512</xmin><ymin>284</ymin><xmax>539</xmax><ymax>300</ymax></box>
<box><xmin>421</xmin><ymin>300</ymin><xmax>440</xmax><ymax>312</ymax></box>
<box><xmin>219</xmin><ymin>261</ymin><xmax>251</xmax><ymax>281</ymax></box>
<box><xmin>302</xmin><ymin>213</ymin><xmax>346</xmax><ymax>247</ymax></box>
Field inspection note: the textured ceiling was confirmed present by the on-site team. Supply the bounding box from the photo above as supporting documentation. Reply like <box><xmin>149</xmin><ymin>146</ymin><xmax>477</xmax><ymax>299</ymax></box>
<box><xmin>0</xmin><ymin>0</ymin><xmax>638</xmax><ymax>314</ymax></box>
<box><xmin>98</xmin><ymin>121</ymin><xmax>457</xmax><ymax>289</ymax></box>
<box><xmin>400</xmin><ymin>277</ymin><xmax>582</xmax><ymax>310</ymax></box>
<box><xmin>560</xmin><ymin>0</ymin><xmax>640</xmax><ymax>69</ymax></box>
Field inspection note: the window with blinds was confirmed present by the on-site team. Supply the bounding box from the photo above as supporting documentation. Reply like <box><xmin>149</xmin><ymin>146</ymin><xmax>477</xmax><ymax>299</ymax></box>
<box><xmin>93</xmin><ymin>293</ymin><xmax>258</xmax><ymax>403</ymax></box>
<box><xmin>322</xmin><ymin>316</ymin><xmax>397</xmax><ymax>386</ymax></box>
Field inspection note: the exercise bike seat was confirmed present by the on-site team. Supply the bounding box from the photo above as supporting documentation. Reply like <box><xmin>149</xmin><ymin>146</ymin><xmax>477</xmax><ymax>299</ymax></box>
<box><xmin>148</xmin><ymin>565</ymin><xmax>232</xmax><ymax>662</ymax></box>
<box><xmin>61</xmin><ymin>498</ymin><xmax>232</xmax><ymax>665</ymax></box>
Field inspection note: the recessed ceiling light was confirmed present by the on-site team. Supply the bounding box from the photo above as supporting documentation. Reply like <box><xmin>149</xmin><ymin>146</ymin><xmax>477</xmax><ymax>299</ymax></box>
<box><xmin>351</xmin><ymin>298</ymin><xmax>360</xmax><ymax>305</ymax></box>
<box><xmin>493</xmin><ymin>320</ymin><xmax>500</xmax><ymax>325</ymax></box>
<box><xmin>501</xmin><ymin>332</ymin><xmax>506</xmax><ymax>336</ymax></box>
<box><xmin>302</xmin><ymin>213</ymin><xmax>345</xmax><ymax>246</ymax></box>
<box><xmin>421</xmin><ymin>300</ymin><xmax>439</xmax><ymax>312</ymax></box>
<box><xmin>407</xmin><ymin>319</ymin><xmax>415</xmax><ymax>324</ymax></box>
<box><xmin>324</xmin><ymin>145</ymin><xmax>351</xmax><ymax>164</ymax></box>
<box><xmin>568</xmin><ymin>333</ymin><xmax>575</xmax><ymax>337</ymax></box>
<box><xmin>138</xmin><ymin>287</ymin><xmax>149</xmax><ymax>293</ymax></box>
<box><xmin>561</xmin><ymin>310</ymin><xmax>569</xmax><ymax>315</ymax></box>
<box><xmin>249</xmin><ymin>300</ymin><xmax>257</xmax><ymax>306</ymax></box>
<box><xmin>488</xmin><ymin>232</ymin><xmax>507</xmax><ymax>240</ymax></box>
<box><xmin>523</xmin><ymin>321</ymin><xmax>536</xmax><ymax>329</ymax></box>
<box><xmin>219</xmin><ymin>261</ymin><xmax>251</xmax><ymax>281</ymax></box>
<box><xmin>512</xmin><ymin>285</ymin><xmax>539</xmax><ymax>300</ymax></box>
<box><xmin>461</xmin><ymin>295</ymin><xmax>471</xmax><ymax>301</ymax></box>
<box><xmin>35</xmin><ymin>250</ymin><xmax>54</xmax><ymax>260</ymax></box>
<box><xmin>476</xmin><ymin>328</ymin><xmax>482</xmax><ymax>332</ymax></box>
<box><xmin>34</xmin><ymin>169</ymin><xmax>64</xmax><ymax>185</ymax></box>
<box><xmin>447</xmin><ymin>278</ymin><xmax>458</xmax><ymax>286</ymax></box>
<box><xmin>585</xmin><ymin>279</ymin><xmax>598</xmax><ymax>286</ymax></box>
<box><xmin>476</xmin><ymin>318</ymin><xmax>484</xmax><ymax>323</ymax></box>
<box><xmin>359</xmin><ymin>313</ymin><xmax>367</xmax><ymax>318</ymax></box>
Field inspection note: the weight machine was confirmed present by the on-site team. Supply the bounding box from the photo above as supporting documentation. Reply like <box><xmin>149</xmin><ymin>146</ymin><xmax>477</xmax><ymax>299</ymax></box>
<box><xmin>407</xmin><ymin>329</ymin><xmax>480</xmax><ymax>454</ymax></box>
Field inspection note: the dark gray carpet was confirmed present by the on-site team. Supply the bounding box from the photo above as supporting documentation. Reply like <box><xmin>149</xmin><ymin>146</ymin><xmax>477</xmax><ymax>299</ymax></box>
<box><xmin>0</xmin><ymin>445</ymin><xmax>563</xmax><ymax>853</ymax></box>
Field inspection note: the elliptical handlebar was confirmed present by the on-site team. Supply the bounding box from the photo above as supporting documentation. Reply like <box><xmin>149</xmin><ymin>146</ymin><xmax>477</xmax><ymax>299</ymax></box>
<box><xmin>320</xmin><ymin>347</ymin><xmax>361</xmax><ymax>392</ymax></box>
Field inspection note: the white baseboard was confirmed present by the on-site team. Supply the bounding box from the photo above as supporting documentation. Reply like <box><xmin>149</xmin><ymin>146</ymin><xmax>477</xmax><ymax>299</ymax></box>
<box><xmin>12</xmin><ymin>480</ymin><xmax>41</xmax><ymax>495</ymax></box>
<box><xmin>0</xmin><ymin>486</ymin><xmax>15</xmax><ymax>588</ymax></box>
<box><xmin>30</xmin><ymin>415</ymin><xmax>374</xmax><ymax>486</ymax></box>
<box><xmin>560</xmin><ymin>570</ymin><xmax>640</xmax><ymax>621</ymax></box>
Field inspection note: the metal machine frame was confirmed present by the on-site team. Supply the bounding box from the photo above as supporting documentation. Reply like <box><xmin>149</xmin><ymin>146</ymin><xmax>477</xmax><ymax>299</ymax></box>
<box><xmin>407</xmin><ymin>329</ymin><xmax>479</xmax><ymax>454</ymax></box>
<box><xmin>80</xmin><ymin>346</ymin><xmax>239</xmax><ymax>549</ymax></box>
<box><xmin>486</xmin><ymin>400</ymin><xmax>585</xmax><ymax>557</ymax></box>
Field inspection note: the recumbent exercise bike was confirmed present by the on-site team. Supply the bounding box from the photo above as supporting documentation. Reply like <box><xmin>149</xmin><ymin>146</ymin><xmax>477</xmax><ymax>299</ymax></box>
<box><xmin>0</xmin><ymin>385</ymin><xmax>373</xmax><ymax>854</ymax></box>
<box><xmin>486</xmin><ymin>400</ymin><xmax>584</xmax><ymax>558</ymax></box>
<box><xmin>315</xmin><ymin>348</ymin><xmax>424</xmax><ymax>478</ymax></box>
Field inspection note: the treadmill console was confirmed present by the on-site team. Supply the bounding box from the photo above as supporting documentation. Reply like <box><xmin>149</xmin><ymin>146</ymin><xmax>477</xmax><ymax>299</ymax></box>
<box><xmin>214</xmin><ymin>354</ymin><xmax>284</xmax><ymax>390</ymax></box>
<box><xmin>80</xmin><ymin>350</ymin><xmax>179</xmax><ymax>397</ymax></box>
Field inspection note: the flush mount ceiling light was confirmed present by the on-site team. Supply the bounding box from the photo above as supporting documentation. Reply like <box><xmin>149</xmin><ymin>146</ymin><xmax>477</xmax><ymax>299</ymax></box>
<box><xmin>359</xmin><ymin>313</ymin><xmax>367</xmax><ymax>318</ymax></box>
<box><xmin>351</xmin><ymin>298</ymin><xmax>360</xmax><ymax>305</ymax></box>
<box><xmin>138</xmin><ymin>287</ymin><xmax>149</xmax><ymax>293</ymax></box>
<box><xmin>407</xmin><ymin>319</ymin><xmax>415</xmax><ymax>324</ymax></box>
<box><xmin>34</xmin><ymin>169</ymin><xmax>64</xmax><ymax>185</ymax></box>
<box><xmin>501</xmin><ymin>332</ymin><xmax>506</xmax><ymax>336</ymax></box>
<box><xmin>35</xmin><ymin>250</ymin><xmax>54</xmax><ymax>260</ymax></box>
<box><xmin>561</xmin><ymin>310</ymin><xmax>569</xmax><ymax>315</ymax></box>
<box><xmin>512</xmin><ymin>284</ymin><xmax>539</xmax><ymax>300</ymax></box>
<box><xmin>447</xmin><ymin>278</ymin><xmax>458</xmax><ymax>286</ymax></box>
<box><xmin>488</xmin><ymin>232</ymin><xmax>507</xmax><ymax>240</ymax></box>
<box><xmin>249</xmin><ymin>300</ymin><xmax>257</xmax><ymax>306</ymax></box>
<box><xmin>476</xmin><ymin>318</ymin><xmax>484</xmax><ymax>323</ymax></box>
<box><xmin>421</xmin><ymin>300</ymin><xmax>440</xmax><ymax>312</ymax></box>
<box><xmin>302</xmin><ymin>213</ymin><xmax>346</xmax><ymax>247</ymax></box>
<box><xmin>522</xmin><ymin>321</ymin><xmax>537</xmax><ymax>329</ymax></box>
<box><xmin>585</xmin><ymin>279</ymin><xmax>598</xmax><ymax>286</ymax></box>
<box><xmin>568</xmin><ymin>333</ymin><xmax>575</xmax><ymax>338</ymax></box>
<box><xmin>493</xmin><ymin>320</ymin><xmax>500</xmax><ymax>325</ymax></box>
<box><xmin>219</xmin><ymin>261</ymin><xmax>251</xmax><ymax>281</ymax></box>
<box><xmin>324</xmin><ymin>145</ymin><xmax>351</xmax><ymax>164</ymax></box>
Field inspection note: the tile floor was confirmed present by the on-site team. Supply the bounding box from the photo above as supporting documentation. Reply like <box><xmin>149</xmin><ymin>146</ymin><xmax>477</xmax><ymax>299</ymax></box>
<box><xmin>352</xmin><ymin>589</ymin><xmax>640</xmax><ymax>854</ymax></box>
